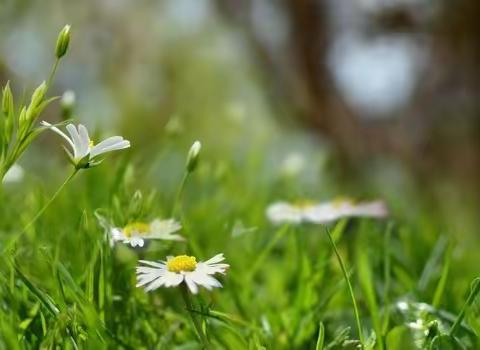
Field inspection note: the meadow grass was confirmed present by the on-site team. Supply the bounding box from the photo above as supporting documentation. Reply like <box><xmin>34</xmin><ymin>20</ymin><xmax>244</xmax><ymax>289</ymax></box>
<box><xmin>1</xmin><ymin>26</ymin><xmax>480</xmax><ymax>350</ymax></box>
<box><xmin>1</xmin><ymin>148</ymin><xmax>479</xmax><ymax>349</ymax></box>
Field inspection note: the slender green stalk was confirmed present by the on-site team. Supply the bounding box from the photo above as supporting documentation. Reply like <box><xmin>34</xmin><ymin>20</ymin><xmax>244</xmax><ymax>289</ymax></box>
<box><xmin>449</xmin><ymin>277</ymin><xmax>480</xmax><ymax>337</ymax></box>
<box><xmin>181</xmin><ymin>286</ymin><xmax>210</xmax><ymax>349</ymax></box>
<box><xmin>3</xmin><ymin>169</ymin><xmax>78</xmax><ymax>254</ymax></box>
<box><xmin>46</xmin><ymin>59</ymin><xmax>60</xmax><ymax>92</ymax></box>
<box><xmin>382</xmin><ymin>222</ymin><xmax>393</xmax><ymax>334</ymax></box>
<box><xmin>171</xmin><ymin>171</ymin><xmax>189</xmax><ymax>218</ymax></box>
<box><xmin>325</xmin><ymin>226</ymin><xmax>364</xmax><ymax>346</ymax></box>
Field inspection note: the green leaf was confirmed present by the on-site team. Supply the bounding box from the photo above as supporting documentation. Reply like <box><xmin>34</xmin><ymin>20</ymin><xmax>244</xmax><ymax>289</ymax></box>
<box><xmin>386</xmin><ymin>326</ymin><xmax>419</xmax><ymax>350</ymax></box>
<box><xmin>315</xmin><ymin>322</ymin><xmax>325</xmax><ymax>350</ymax></box>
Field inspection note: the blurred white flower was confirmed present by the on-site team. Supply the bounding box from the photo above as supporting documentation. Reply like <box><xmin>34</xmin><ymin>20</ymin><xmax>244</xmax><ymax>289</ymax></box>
<box><xmin>266</xmin><ymin>199</ymin><xmax>388</xmax><ymax>225</ymax></box>
<box><xmin>136</xmin><ymin>253</ymin><xmax>229</xmax><ymax>294</ymax></box>
<box><xmin>61</xmin><ymin>90</ymin><xmax>76</xmax><ymax>108</ymax></box>
<box><xmin>280</xmin><ymin>152</ymin><xmax>306</xmax><ymax>177</ymax></box>
<box><xmin>110</xmin><ymin>219</ymin><xmax>184</xmax><ymax>248</ymax></box>
<box><xmin>41</xmin><ymin>121</ymin><xmax>130</xmax><ymax>169</ymax></box>
<box><xmin>2</xmin><ymin>164</ymin><xmax>24</xmax><ymax>183</ymax></box>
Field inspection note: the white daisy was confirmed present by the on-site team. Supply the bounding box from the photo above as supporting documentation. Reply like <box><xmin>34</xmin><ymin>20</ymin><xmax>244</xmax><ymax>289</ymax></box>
<box><xmin>266</xmin><ymin>199</ymin><xmax>388</xmax><ymax>225</ymax></box>
<box><xmin>41</xmin><ymin>121</ymin><xmax>130</xmax><ymax>169</ymax></box>
<box><xmin>2</xmin><ymin>164</ymin><xmax>24</xmax><ymax>184</ymax></box>
<box><xmin>136</xmin><ymin>253</ymin><xmax>229</xmax><ymax>294</ymax></box>
<box><xmin>110</xmin><ymin>219</ymin><xmax>184</xmax><ymax>248</ymax></box>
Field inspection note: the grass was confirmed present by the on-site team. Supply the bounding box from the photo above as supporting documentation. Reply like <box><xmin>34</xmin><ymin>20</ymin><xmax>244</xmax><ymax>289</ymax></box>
<box><xmin>0</xmin><ymin>136</ymin><xmax>479</xmax><ymax>349</ymax></box>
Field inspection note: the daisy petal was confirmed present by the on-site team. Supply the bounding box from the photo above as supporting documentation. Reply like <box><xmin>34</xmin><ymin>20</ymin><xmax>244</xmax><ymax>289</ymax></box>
<box><xmin>184</xmin><ymin>275</ymin><xmax>199</xmax><ymax>294</ymax></box>
<box><xmin>41</xmin><ymin>121</ymin><xmax>75</xmax><ymax>150</ymax></box>
<box><xmin>203</xmin><ymin>253</ymin><xmax>225</xmax><ymax>265</ymax></box>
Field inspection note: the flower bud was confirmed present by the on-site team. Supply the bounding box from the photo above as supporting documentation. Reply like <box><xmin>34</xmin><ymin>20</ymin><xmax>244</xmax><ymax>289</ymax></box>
<box><xmin>29</xmin><ymin>81</ymin><xmax>47</xmax><ymax>108</ymax></box>
<box><xmin>55</xmin><ymin>25</ymin><xmax>71</xmax><ymax>59</ymax></box>
<box><xmin>2</xmin><ymin>81</ymin><xmax>13</xmax><ymax>119</ymax></box>
<box><xmin>26</xmin><ymin>81</ymin><xmax>47</xmax><ymax>122</ymax></box>
<box><xmin>186</xmin><ymin>140</ymin><xmax>201</xmax><ymax>173</ymax></box>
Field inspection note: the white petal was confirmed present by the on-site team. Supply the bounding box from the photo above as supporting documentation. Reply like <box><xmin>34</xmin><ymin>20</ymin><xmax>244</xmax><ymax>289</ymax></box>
<box><xmin>203</xmin><ymin>253</ymin><xmax>225</xmax><ymax>265</ymax></box>
<box><xmin>110</xmin><ymin>228</ymin><xmax>125</xmax><ymax>242</ymax></box>
<box><xmin>163</xmin><ymin>271</ymin><xmax>184</xmax><ymax>287</ymax></box>
<box><xmin>304</xmin><ymin>203</ymin><xmax>341</xmax><ymax>223</ymax></box>
<box><xmin>66</xmin><ymin>124</ymin><xmax>84</xmax><ymax>159</ymax></box>
<box><xmin>187</xmin><ymin>270</ymin><xmax>222</xmax><ymax>291</ymax></box>
<box><xmin>130</xmin><ymin>237</ymin><xmax>144</xmax><ymax>247</ymax></box>
<box><xmin>41</xmin><ymin>121</ymin><xmax>75</xmax><ymax>151</ymax></box>
<box><xmin>266</xmin><ymin>202</ymin><xmax>303</xmax><ymax>224</ymax></box>
<box><xmin>78</xmin><ymin>124</ymin><xmax>91</xmax><ymax>155</ymax></box>
<box><xmin>347</xmin><ymin>201</ymin><xmax>388</xmax><ymax>218</ymax></box>
<box><xmin>90</xmin><ymin>137</ymin><xmax>130</xmax><ymax>158</ymax></box>
<box><xmin>138</xmin><ymin>260</ymin><xmax>166</xmax><ymax>268</ymax></box>
<box><xmin>197</xmin><ymin>262</ymin><xmax>229</xmax><ymax>275</ymax></box>
<box><xmin>97</xmin><ymin>140</ymin><xmax>130</xmax><ymax>154</ymax></box>
<box><xmin>184</xmin><ymin>275</ymin><xmax>199</xmax><ymax>294</ymax></box>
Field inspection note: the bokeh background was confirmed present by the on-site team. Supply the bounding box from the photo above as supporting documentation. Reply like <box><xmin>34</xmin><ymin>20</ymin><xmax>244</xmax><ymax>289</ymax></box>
<box><xmin>1</xmin><ymin>0</ymin><xmax>479</xmax><ymax>253</ymax></box>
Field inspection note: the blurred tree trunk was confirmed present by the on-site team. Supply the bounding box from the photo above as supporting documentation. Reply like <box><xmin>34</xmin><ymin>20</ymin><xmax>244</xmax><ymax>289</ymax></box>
<box><xmin>217</xmin><ymin>0</ymin><xmax>480</xmax><ymax>189</ymax></box>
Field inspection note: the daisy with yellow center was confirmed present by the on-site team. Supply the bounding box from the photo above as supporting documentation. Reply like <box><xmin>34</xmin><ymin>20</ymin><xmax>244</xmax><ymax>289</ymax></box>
<box><xmin>266</xmin><ymin>199</ymin><xmax>388</xmax><ymax>225</ymax></box>
<box><xmin>110</xmin><ymin>218</ymin><xmax>184</xmax><ymax>247</ymax></box>
<box><xmin>136</xmin><ymin>253</ymin><xmax>229</xmax><ymax>294</ymax></box>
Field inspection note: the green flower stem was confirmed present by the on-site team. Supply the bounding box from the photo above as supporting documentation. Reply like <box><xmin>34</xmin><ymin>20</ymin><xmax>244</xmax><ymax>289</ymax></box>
<box><xmin>449</xmin><ymin>277</ymin><xmax>480</xmax><ymax>337</ymax></box>
<box><xmin>46</xmin><ymin>58</ymin><xmax>60</xmax><ymax>92</ymax></box>
<box><xmin>3</xmin><ymin>169</ymin><xmax>78</xmax><ymax>254</ymax></box>
<box><xmin>181</xmin><ymin>286</ymin><xmax>210</xmax><ymax>349</ymax></box>
<box><xmin>325</xmin><ymin>226</ymin><xmax>364</xmax><ymax>346</ymax></box>
<box><xmin>171</xmin><ymin>171</ymin><xmax>189</xmax><ymax>218</ymax></box>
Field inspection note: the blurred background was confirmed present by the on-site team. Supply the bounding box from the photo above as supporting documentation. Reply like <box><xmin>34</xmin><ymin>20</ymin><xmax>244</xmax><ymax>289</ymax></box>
<box><xmin>1</xmin><ymin>0</ymin><xmax>479</xmax><ymax>241</ymax></box>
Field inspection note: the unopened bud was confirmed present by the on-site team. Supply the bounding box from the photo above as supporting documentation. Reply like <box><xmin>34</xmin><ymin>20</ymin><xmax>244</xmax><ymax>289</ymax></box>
<box><xmin>186</xmin><ymin>140</ymin><xmax>201</xmax><ymax>173</ymax></box>
<box><xmin>55</xmin><ymin>25</ymin><xmax>71</xmax><ymax>59</ymax></box>
<box><xmin>2</xmin><ymin>81</ymin><xmax>14</xmax><ymax>116</ymax></box>
<box><xmin>26</xmin><ymin>81</ymin><xmax>47</xmax><ymax>121</ymax></box>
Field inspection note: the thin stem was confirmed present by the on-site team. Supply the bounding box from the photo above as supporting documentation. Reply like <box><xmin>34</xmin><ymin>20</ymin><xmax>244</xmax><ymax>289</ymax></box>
<box><xmin>382</xmin><ymin>222</ymin><xmax>393</xmax><ymax>334</ymax></box>
<box><xmin>325</xmin><ymin>226</ymin><xmax>364</xmax><ymax>346</ymax></box>
<box><xmin>181</xmin><ymin>286</ymin><xmax>210</xmax><ymax>349</ymax></box>
<box><xmin>449</xmin><ymin>278</ymin><xmax>480</xmax><ymax>337</ymax></box>
<box><xmin>46</xmin><ymin>59</ymin><xmax>60</xmax><ymax>92</ymax></box>
<box><xmin>171</xmin><ymin>171</ymin><xmax>189</xmax><ymax>217</ymax></box>
<box><xmin>3</xmin><ymin>169</ymin><xmax>78</xmax><ymax>254</ymax></box>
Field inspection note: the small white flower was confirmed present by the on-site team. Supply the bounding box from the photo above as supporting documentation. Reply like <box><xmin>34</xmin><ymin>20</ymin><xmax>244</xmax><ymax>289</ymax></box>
<box><xmin>136</xmin><ymin>253</ymin><xmax>229</xmax><ymax>294</ymax></box>
<box><xmin>41</xmin><ymin>121</ymin><xmax>130</xmax><ymax>169</ymax></box>
<box><xmin>280</xmin><ymin>152</ymin><xmax>306</xmax><ymax>177</ymax></box>
<box><xmin>266</xmin><ymin>199</ymin><xmax>388</xmax><ymax>225</ymax></box>
<box><xmin>2</xmin><ymin>164</ymin><xmax>24</xmax><ymax>183</ymax></box>
<box><xmin>61</xmin><ymin>90</ymin><xmax>76</xmax><ymax>107</ymax></box>
<box><xmin>110</xmin><ymin>219</ymin><xmax>184</xmax><ymax>248</ymax></box>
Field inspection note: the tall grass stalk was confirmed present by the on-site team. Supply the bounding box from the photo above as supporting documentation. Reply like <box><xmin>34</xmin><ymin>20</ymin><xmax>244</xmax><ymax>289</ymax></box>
<box><xmin>181</xmin><ymin>286</ymin><xmax>210</xmax><ymax>349</ymax></box>
<box><xmin>325</xmin><ymin>226</ymin><xmax>364</xmax><ymax>346</ymax></box>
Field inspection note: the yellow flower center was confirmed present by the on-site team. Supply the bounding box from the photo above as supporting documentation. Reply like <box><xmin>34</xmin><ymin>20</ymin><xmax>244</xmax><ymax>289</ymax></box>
<box><xmin>332</xmin><ymin>197</ymin><xmax>353</xmax><ymax>207</ymax></box>
<box><xmin>123</xmin><ymin>222</ymin><xmax>150</xmax><ymax>237</ymax></box>
<box><xmin>294</xmin><ymin>199</ymin><xmax>315</xmax><ymax>209</ymax></box>
<box><xmin>167</xmin><ymin>255</ymin><xmax>197</xmax><ymax>273</ymax></box>
<box><xmin>89</xmin><ymin>140</ymin><xmax>95</xmax><ymax>148</ymax></box>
